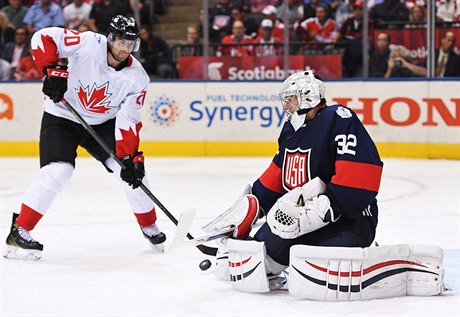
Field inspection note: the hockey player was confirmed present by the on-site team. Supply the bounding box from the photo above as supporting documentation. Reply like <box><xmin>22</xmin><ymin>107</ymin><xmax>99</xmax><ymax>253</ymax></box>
<box><xmin>204</xmin><ymin>71</ymin><xmax>445</xmax><ymax>298</ymax></box>
<box><xmin>3</xmin><ymin>15</ymin><xmax>166</xmax><ymax>260</ymax></box>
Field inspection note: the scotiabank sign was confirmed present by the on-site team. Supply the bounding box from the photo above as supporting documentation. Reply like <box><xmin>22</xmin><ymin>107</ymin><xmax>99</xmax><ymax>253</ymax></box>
<box><xmin>179</xmin><ymin>55</ymin><xmax>342</xmax><ymax>80</ymax></box>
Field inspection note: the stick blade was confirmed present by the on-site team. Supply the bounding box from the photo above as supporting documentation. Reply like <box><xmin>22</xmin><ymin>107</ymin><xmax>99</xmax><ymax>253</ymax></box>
<box><xmin>167</xmin><ymin>209</ymin><xmax>196</xmax><ymax>252</ymax></box>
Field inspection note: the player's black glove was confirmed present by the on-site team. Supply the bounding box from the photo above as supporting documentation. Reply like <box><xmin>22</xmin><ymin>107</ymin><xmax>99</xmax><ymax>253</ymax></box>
<box><xmin>120</xmin><ymin>151</ymin><xmax>145</xmax><ymax>189</ymax></box>
<box><xmin>42</xmin><ymin>65</ymin><xmax>69</xmax><ymax>103</ymax></box>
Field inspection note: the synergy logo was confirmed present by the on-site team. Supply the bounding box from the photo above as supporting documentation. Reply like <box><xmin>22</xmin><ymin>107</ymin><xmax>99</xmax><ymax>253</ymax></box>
<box><xmin>190</xmin><ymin>94</ymin><xmax>285</xmax><ymax>128</ymax></box>
<box><xmin>149</xmin><ymin>95</ymin><xmax>180</xmax><ymax>127</ymax></box>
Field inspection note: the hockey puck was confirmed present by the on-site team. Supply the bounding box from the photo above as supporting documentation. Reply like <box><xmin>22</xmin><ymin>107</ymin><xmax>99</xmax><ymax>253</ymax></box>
<box><xmin>199</xmin><ymin>259</ymin><xmax>212</xmax><ymax>271</ymax></box>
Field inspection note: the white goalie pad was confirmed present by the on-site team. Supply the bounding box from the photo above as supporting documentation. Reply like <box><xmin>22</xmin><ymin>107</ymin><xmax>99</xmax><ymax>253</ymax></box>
<box><xmin>289</xmin><ymin>244</ymin><xmax>445</xmax><ymax>301</ymax></box>
<box><xmin>214</xmin><ymin>247</ymin><xmax>230</xmax><ymax>281</ymax></box>
<box><xmin>225</xmin><ymin>239</ymin><xmax>270</xmax><ymax>293</ymax></box>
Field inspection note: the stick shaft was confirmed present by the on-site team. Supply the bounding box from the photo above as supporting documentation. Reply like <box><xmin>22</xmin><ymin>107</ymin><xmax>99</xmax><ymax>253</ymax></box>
<box><xmin>61</xmin><ymin>100</ymin><xmax>217</xmax><ymax>256</ymax></box>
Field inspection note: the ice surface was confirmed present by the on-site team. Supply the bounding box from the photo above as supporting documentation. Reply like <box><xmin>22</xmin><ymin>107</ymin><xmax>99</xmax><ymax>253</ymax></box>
<box><xmin>1</xmin><ymin>157</ymin><xmax>459</xmax><ymax>316</ymax></box>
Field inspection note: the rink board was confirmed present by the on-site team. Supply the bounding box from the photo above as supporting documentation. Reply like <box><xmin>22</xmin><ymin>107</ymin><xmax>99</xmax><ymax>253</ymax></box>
<box><xmin>0</xmin><ymin>80</ymin><xmax>459</xmax><ymax>159</ymax></box>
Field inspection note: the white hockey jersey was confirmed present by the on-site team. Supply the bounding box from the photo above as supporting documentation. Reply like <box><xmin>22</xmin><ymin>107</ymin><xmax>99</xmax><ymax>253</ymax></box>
<box><xmin>30</xmin><ymin>27</ymin><xmax>150</xmax><ymax>157</ymax></box>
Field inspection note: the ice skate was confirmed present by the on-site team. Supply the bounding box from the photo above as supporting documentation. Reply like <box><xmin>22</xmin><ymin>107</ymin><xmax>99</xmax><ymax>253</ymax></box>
<box><xmin>268</xmin><ymin>272</ymin><xmax>287</xmax><ymax>290</ymax></box>
<box><xmin>141</xmin><ymin>223</ymin><xmax>166</xmax><ymax>252</ymax></box>
<box><xmin>4</xmin><ymin>213</ymin><xmax>43</xmax><ymax>261</ymax></box>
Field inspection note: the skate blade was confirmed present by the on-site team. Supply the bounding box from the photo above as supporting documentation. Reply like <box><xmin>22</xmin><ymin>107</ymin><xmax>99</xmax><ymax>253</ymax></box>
<box><xmin>150</xmin><ymin>243</ymin><xmax>164</xmax><ymax>253</ymax></box>
<box><xmin>3</xmin><ymin>245</ymin><xmax>42</xmax><ymax>261</ymax></box>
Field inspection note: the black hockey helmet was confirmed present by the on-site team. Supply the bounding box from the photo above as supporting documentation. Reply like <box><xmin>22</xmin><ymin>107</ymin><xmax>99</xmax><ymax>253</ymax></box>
<box><xmin>107</xmin><ymin>15</ymin><xmax>140</xmax><ymax>52</ymax></box>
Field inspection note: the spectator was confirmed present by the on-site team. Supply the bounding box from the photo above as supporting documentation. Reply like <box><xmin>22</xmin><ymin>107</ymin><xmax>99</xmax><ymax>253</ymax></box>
<box><xmin>370</xmin><ymin>0</ymin><xmax>409</xmax><ymax>25</ymax></box>
<box><xmin>23</xmin><ymin>0</ymin><xmax>65</xmax><ymax>34</ymax></box>
<box><xmin>323</xmin><ymin>0</ymin><xmax>342</xmax><ymax>17</ymax></box>
<box><xmin>403</xmin><ymin>0</ymin><xmax>426</xmax><ymax>10</ymax></box>
<box><xmin>210</xmin><ymin>0</ymin><xmax>233</xmax><ymax>41</ymax></box>
<box><xmin>335</xmin><ymin>0</ymin><xmax>365</xmax><ymax>77</ymax></box>
<box><xmin>435</xmin><ymin>31</ymin><xmax>460</xmax><ymax>77</ymax></box>
<box><xmin>197</xmin><ymin>6</ymin><xmax>222</xmax><ymax>43</ymax></box>
<box><xmin>211</xmin><ymin>0</ymin><xmax>233</xmax><ymax>18</ymax></box>
<box><xmin>1</xmin><ymin>0</ymin><xmax>29</xmax><ymax>29</ymax></box>
<box><xmin>230</xmin><ymin>5</ymin><xmax>259</xmax><ymax>38</ymax></box>
<box><xmin>297</xmin><ymin>0</ymin><xmax>322</xmax><ymax>21</ymax></box>
<box><xmin>138</xmin><ymin>25</ymin><xmax>176</xmax><ymax>79</ymax></box>
<box><xmin>335</xmin><ymin>0</ymin><xmax>358</xmax><ymax>28</ymax></box>
<box><xmin>230</xmin><ymin>0</ymin><xmax>250</xmax><ymax>13</ymax></box>
<box><xmin>181</xmin><ymin>23</ymin><xmax>203</xmax><ymax>56</ymax></box>
<box><xmin>258</xmin><ymin>5</ymin><xmax>286</xmax><ymax>41</ymax></box>
<box><xmin>218</xmin><ymin>20</ymin><xmax>253</xmax><ymax>56</ymax></box>
<box><xmin>63</xmin><ymin>0</ymin><xmax>92</xmax><ymax>30</ymax></box>
<box><xmin>404</xmin><ymin>4</ymin><xmax>426</xmax><ymax>29</ymax></box>
<box><xmin>0</xmin><ymin>57</ymin><xmax>12</xmax><ymax>80</ymax></box>
<box><xmin>249</xmin><ymin>0</ymin><xmax>278</xmax><ymax>21</ymax></box>
<box><xmin>368</xmin><ymin>31</ymin><xmax>391</xmax><ymax>77</ymax></box>
<box><xmin>436</xmin><ymin>0</ymin><xmax>460</xmax><ymax>23</ymax></box>
<box><xmin>276</xmin><ymin>0</ymin><xmax>301</xmax><ymax>30</ymax></box>
<box><xmin>0</xmin><ymin>11</ymin><xmax>15</xmax><ymax>51</ymax></box>
<box><xmin>87</xmin><ymin>0</ymin><xmax>126</xmax><ymax>34</ymax></box>
<box><xmin>1</xmin><ymin>26</ymin><xmax>29</xmax><ymax>77</ymax></box>
<box><xmin>384</xmin><ymin>44</ymin><xmax>426</xmax><ymax>77</ymax></box>
<box><xmin>294</xmin><ymin>4</ymin><xmax>336</xmax><ymax>51</ymax></box>
<box><xmin>405</xmin><ymin>4</ymin><xmax>425</xmax><ymax>28</ymax></box>
<box><xmin>13</xmin><ymin>53</ymin><xmax>41</xmax><ymax>80</ymax></box>
<box><xmin>253</xmin><ymin>18</ymin><xmax>281</xmax><ymax>56</ymax></box>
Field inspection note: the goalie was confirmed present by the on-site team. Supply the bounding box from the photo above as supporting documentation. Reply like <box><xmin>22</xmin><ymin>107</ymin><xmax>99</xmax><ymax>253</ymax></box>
<box><xmin>203</xmin><ymin>71</ymin><xmax>446</xmax><ymax>299</ymax></box>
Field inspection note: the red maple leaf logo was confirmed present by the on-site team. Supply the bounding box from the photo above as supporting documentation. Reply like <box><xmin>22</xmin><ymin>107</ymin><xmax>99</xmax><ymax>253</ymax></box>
<box><xmin>76</xmin><ymin>82</ymin><xmax>112</xmax><ymax>114</ymax></box>
<box><xmin>31</xmin><ymin>34</ymin><xmax>59</xmax><ymax>76</ymax></box>
<box><xmin>116</xmin><ymin>122</ymin><xmax>143</xmax><ymax>157</ymax></box>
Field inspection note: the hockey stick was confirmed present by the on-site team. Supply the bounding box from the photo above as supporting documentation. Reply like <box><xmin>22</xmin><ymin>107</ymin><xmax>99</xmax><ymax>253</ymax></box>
<box><xmin>61</xmin><ymin>99</ymin><xmax>218</xmax><ymax>256</ymax></box>
<box><xmin>170</xmin><ymin>221</ymin><xmax>265</xmax><ymax>252</ymax></box>
<box><xmin>194</xmin><ymin>227</ymin><xmax>234</xmax><ymax>245</ymax></box>
<box><xmin>169</xmin><ymin>227</ymin><xmax>235</xmax><ymax>252</ymax></box>
<box><xmin>167</xmin><ymin>209</ymin><xmax>196</xmax><ymax>252</ymax></box>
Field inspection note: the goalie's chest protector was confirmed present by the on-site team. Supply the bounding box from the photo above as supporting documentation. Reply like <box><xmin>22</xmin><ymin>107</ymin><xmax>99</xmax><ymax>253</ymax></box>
<box><xmin>276</xmin><ymin>105</ymin><xmax>373</xmax><ymax>192</ymax></box>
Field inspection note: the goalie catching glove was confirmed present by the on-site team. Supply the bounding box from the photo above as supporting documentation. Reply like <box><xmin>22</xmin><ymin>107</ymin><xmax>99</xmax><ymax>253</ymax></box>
<box><xmin>202</xmin><ymin>185</ymin><xmax>259</xmax><ymax>239</ymax></box>
<box><xmin>267</xmin><ymin>177</ymin><xmax>339</xmax><ymax>239</ymax></box>
<box><xmin>42</xmin><ymin>65</ymin><xmax>69</xmax><ymax>103</ymax></box>
<box><xmin>120</xmin><ymin>152</ymin><xmax>145</xmax><ymax>189</ymax></box>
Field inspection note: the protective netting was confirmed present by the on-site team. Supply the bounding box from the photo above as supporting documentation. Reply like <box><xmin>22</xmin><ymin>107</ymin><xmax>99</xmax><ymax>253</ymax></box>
<box><xmin>274</xmin><ymin>209</ymin><xmax>297</xmax><ymax>226</ymax></box>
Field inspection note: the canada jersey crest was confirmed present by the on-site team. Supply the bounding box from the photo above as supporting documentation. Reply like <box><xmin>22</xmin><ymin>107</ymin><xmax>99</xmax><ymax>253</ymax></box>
<box><xmin>282</xmin><ymin>148</ymin><xmax>311</xmax><ymax>191</ymax></box>
<box><xmin>76</xmin><ymin>81</ymin><xmax>112</xmax><ymax>114</ymax></box>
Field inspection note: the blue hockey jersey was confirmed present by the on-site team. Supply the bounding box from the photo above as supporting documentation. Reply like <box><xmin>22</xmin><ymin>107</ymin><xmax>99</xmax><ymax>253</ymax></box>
<box><xmin>252</xmin><ymin>104</ymin><xmax>383</xmax><ymax>229</ymax></box>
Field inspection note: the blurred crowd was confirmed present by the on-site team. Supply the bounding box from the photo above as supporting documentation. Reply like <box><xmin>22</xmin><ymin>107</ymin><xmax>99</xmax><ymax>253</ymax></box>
<box><xmin>0</xmin><ymin>0</ymin><xmax>459</xmax><ymax>80</ymax></box>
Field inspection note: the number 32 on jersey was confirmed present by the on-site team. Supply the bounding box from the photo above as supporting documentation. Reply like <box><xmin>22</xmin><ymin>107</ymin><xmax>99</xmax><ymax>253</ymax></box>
<box><xmin>335</xmin><ymin>134</ymin><xmax>357</xmax><ymax>155</ymax></box>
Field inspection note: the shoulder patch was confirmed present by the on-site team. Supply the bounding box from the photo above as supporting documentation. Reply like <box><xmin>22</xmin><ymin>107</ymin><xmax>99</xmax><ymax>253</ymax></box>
<box><xmin>336</xmin><ymin>106</ymin><xmax>352</xmax><ymax>119</ymax></box>
<box><xmin>94</xmin><ymin>33</ymin><xmax>101</xmax><ymax>43</ymax></box>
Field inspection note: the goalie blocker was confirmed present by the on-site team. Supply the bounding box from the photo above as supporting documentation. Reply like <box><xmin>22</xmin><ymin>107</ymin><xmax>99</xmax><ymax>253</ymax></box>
<box><xmin>224</xmin><ymin>240</ymin><xmax>446</xmax><ymax>300</ymax></box>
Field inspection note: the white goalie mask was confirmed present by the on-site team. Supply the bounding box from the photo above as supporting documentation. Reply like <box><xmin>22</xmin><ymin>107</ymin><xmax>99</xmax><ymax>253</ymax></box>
<box><xmin>279</xmin><ymin>71</ymin><xmax>326</xmax><ymax>131</ymax></box>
